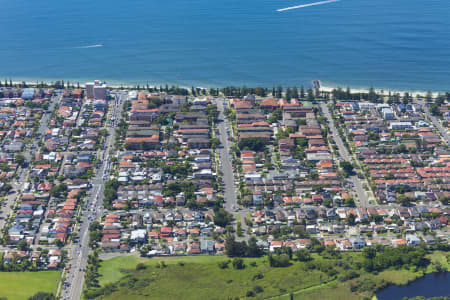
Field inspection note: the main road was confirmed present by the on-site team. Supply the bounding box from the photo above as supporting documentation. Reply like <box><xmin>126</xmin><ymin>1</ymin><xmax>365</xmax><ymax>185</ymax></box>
<box><xmin>320</xmin><ymin>102</ymin><xmax>371</xmax><ymax>207</ymax></box>
<box><xmin>61</xmin><ymin>91</ymin><xmax>126</xmax><ymax>300</ymax></box>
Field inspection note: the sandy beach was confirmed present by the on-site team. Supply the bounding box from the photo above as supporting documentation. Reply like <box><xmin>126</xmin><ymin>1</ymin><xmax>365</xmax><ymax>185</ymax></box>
<box><xmin>3</xmin><ymin>79</ymin><xmax>447</xmax><ymax>98</ymax></box>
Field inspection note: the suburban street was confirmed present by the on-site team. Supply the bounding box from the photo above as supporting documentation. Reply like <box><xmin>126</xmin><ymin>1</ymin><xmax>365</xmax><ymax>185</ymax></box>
<box><xmin>215</xmin><ymin>99</ymin><xmax>250</xmax><ymax>239</ymax></box>
<box><xmin>0</xmin><ymin>93</ymin><xmax>60</xmax><ymax>230</ymax></box>
<box><xmin>61</xmin><ymin>91</ymin><xmax>126</xmax><ymax>300</ymax></box>
<box><xmin>216</xmin><ymin>98</ymin><xmax>237</xmax><ymax>212</ymax></box>
<box><xmin>320</xmin><ymin>102</ymin><xmax>371</xmax><ymax>207</ymax></box>
<box><xmin>420</xmin><ymin>101</ymin><xmax>450</xmax><ymax>144</ymax></box>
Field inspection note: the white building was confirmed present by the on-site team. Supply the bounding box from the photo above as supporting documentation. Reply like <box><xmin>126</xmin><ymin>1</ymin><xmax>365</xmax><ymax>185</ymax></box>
<box><xmin>390</xmin><ymin>121</ymin><xmax>413</xmax><ymax>130</ymax></box>
<box><xmin>382</xmin><ymin>107</ymin><xmax>395</xmax><ymax>120</ymax></box>
<box><xmin>128</xmin><ymin>91</ymin><xmax>138</xmax><ymax>100</ymax></box>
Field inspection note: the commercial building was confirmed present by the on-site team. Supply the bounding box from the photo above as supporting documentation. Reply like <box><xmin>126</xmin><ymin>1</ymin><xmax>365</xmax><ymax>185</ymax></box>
<box><xmin>86</xmin><ymin>81</ymin><xmax>107</xmax><ymax>99</ymax></box>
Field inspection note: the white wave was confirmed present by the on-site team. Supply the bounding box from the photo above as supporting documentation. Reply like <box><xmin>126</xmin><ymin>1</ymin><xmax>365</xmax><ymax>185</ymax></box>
<box><xmin>277</xmin><ymin>0</ymin><xmax>340</xmax><ymax>12</ymax></box>
<box><xmin>75</xmin><ymin>44</ymin><xmax>104</xmax><ymax>49</ymax></box>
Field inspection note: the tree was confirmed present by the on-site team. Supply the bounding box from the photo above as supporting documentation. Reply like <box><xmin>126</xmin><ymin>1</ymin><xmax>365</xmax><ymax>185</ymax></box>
<box><xmin>435</xmin><ymin>93</ymin><xmax>445</xmax><ymax>106</ymax></box>
<box><xmin>397</xmin><ymin>195</ymin><xmax>412</xmax><ymax>206</ymax></box>
<box><xmin>54</xmin><ymin>239</ymin><xmax>64</xmax><ymax>248</ymax></box>
<box><xmin>268</xmin><ymin>108</ymin><xmax>282</xmax><ymax>124</ymax></box>
<box><xmin>307</xmin><ymin>88</ymin><xmax>314</xmax><ymax>101</ymax></box>
<box><xmin>292</xmin><ymin>86</ymin><xmax>299</xmax><ymax>99</ymax></box>
<box><xmin>344</xmin><ymin>197</ymin><xmax>356</xmax><ymax>207</ymax></box>
<box><xmin>15</xmin><ymin>153</ymin><xmax>26</xmax><ymax>166</ymax></box>
<box><xmin>103</xmin><ymin>179</ymin><xmax>119</xmax><ymax>208</ymax></box>
<box><xmin>425</xmin><ymin>91</ymin><xmax>433</xmax><ymax>102</ymax></box>
<box><xmin>210</xmin><ymin>137</ymin><xmax>220</xmax><ymax>149</ymax></box>
<box><xmin>269</xmin><ymin>253</ymin><xmax>290</xmax><ymax>267</ymax></box>
<box><xmin>363</xmin><ymin>247</ymin><xmax>376</xmax><ymax>259</ymax></box>
<box><xmin>402</xmin><ymin>92</ymin><xmax>410</xmax><ymax>104</ymax></box>
<box><xmin>285</xmin><ymin>87</ymin><xmax>292</xmax><ymax>100</ymax></box>
<box><xmin>340</xmin><ymin>161</ymin><xmax>354</xmax><ymax>176</ymax></box>
<box><xmin>232</xmin><ymin>257</ymin><xmax>245</xmax><ymax>269</ymax></box>
<box><xmin>347</xmin><ymin>213</ymin><xmax>356</xmax><ymax>226</ymax></box>
<box><xmin>246</xmin><ymin>237</ymin><xmax>263</xmax><ymax>257</ymax></box>
<box><xmin>368</xmin><ymin>87</ymin><xmax>377</xmax><ymax>102</ymax></box>
<box><xmin>300</xmin><ymin>86</ymin><xmax>305</xmax><ymax>98</ymax></box>
<box><xmin>346</xmin><ymin>87</ymin><xmax>351</xmax><ymax>99</ymax></box>
<box><xmin>276</xmin><ymin>85</ymin><xmax>283</xmax><ymax>98</ymax></box>
<box><xmin>17</xmin><ymin>239</ymin><xmax>29</xmax><ymax>251</ymax></box>
<box><xmin>50</xmin><ymin>183</ymin><xmax>68</xmax><ymax>198</ymax></box>
<box><xmin>28</xmin><ymin>292</ymin><xmax>56</xmax><ymax>300</ymax></box>
<box><xmin>238</xmin><ymin>138</ymin><xmax>266</xmax><ymax>152</ymax></box>
<box><xmin>213</xmin><ymin>208</ymin><xmax>232</xmax><ymax>227</ymax></box>
<box><xmin>295</xmin><ymin>249</ymin><xmax>311</xmax><ymax>261</ymax></box>
<box><xmin>225</xmin><ymin>235</ymin><xmax>248</xmax><ymax>257</ymax></box>
<box><xmin>429</xmin><ymin>103</ymin><xmax>441</xmax><ymax>116</ymax></box>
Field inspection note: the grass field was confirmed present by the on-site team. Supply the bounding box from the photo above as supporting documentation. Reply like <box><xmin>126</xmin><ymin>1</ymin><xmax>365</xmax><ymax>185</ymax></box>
<box><xmin>92</xmin><ymin>252</ymin><xmax>448</xmax><ymax>300</ymax></box>
<box><xmin>97</xmin><ymin>255</ymin><xmax>331</xmax><ymax>299</ymax></box>
<box><xmin>0</xmin><ymin>271</ymin><xmax>60</xmax><ymax>300</ymax></box>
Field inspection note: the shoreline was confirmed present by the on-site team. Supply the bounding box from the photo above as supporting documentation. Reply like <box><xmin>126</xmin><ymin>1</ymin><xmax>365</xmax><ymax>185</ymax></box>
<box><xmin>320</xmin><ymin>84</ymin><xmax>444</xmax><ymax>98</ymax></box>
<box><xmin>1</xmin><ymin>77</ymin><xmax>448</xmax><ymax>97</ymax></box>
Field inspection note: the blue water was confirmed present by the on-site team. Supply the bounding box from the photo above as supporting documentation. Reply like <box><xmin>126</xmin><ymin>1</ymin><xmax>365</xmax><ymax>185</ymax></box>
<box><xmin>1</xmin><ymin>0</ymin><xmax>450</xmax><ymax>90</ymax></box>
<box><xmin>377</xmin><ymin>272</ymin><xmax>450</xmax><ymax>300</ymax></box>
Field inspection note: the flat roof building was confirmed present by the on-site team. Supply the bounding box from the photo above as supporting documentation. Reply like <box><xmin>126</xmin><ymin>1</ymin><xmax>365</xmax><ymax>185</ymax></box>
<box><xmin>22</xmin><ymin>88</ymin><xmax>35</xmax><ymax>100</ymax></box>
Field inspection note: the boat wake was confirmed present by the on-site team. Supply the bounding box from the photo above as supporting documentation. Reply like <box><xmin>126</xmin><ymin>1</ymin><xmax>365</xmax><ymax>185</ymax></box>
<box><xmin>75</xmin><ymin>44</ymin><xmax>104</xmax><ymax>49</ymax></box>
<box><xmin>277</xmin><ymin>0</ymin><xmax>340</xmax><ymax>12</ymax></box>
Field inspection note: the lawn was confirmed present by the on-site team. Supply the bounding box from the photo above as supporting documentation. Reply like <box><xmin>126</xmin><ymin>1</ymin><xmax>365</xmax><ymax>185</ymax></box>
<box><xmin>98</xmin><ymin>255</ymin><xmax>222</xmax><ymax>285</ymax></box>
<box><xmin>0</xmin><ymin>271</ymin><xmax>60</xmax><ymax>300</ymax></box>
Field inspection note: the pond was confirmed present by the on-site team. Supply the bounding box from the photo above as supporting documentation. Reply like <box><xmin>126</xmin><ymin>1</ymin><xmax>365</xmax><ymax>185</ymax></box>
<box><xmin>377</xmin><ymin>272</ymin><xmax>450</xmax><ymax>300</ymax></box>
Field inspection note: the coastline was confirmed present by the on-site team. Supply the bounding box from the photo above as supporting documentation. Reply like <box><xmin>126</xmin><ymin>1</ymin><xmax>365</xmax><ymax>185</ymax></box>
<box><xmin>320</xmin><ymin>84</ymin><xmax>444</xmax><ymax>98</ymax></box>
<box><xmin>1</xmin><ymin>77</ymin><xmax>448</xmax><ymax>97</ymax></box>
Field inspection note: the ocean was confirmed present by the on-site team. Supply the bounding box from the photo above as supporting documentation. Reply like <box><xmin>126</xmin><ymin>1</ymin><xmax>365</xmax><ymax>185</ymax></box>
<box><xmin>1</xmin><ymin>0</ymin><xmax>450</xmax><ymax>90</ymax></box>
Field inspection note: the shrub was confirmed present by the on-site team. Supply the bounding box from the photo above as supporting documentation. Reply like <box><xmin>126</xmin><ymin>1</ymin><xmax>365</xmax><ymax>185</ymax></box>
<box><xmin>135</xmin><ymin>263</ymin><xmax>146</xmax><ymax>271</ymax></box>
<box><xmin>246</xmin><ymin>290</ymin><xmax>255</xmax><ymax>297</ymax></box>
<box><xmin>253</xmin><ymin>285</ymin><xmax>264</xmax><ymax>293</ymax></box>
<box><xmin>218</xmin><ymin>260</ymin><xmax>230</xmax><ymax>269</ymax></box>
<box><xmin>338</xmin><ymin>270</ymin><xmax>360</xmax><ymax>282</ymax></box>
<box><xmin>269</xmin><ymin>254</ymin><xmax>291</xmax><ymax>267</ymax></box>
<box><xmin>233</xmin><ymin>258</ymin><xmax>245</xmax><ymax>270</ymax></box>
<box><xmin>295</xmin><ymin>249</ymin><xmax>312</xmax><ymax>262</ymax></box>
<box><xmin>28</xmin><ymin>292</ymin><xmax>56</xmax><ymax>300</ymax></box>
<box><xmin>252</xmin><ymin>272</ymin><xmax>264</xmax><ymax>280</ymax></box>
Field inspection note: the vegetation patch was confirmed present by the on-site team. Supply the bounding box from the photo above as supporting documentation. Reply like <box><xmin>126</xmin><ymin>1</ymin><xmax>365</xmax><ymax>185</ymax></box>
<box><xmin>90</xmin><ymin>247</ymin><xmax>447</xmax><ymax>300</ymax></box>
